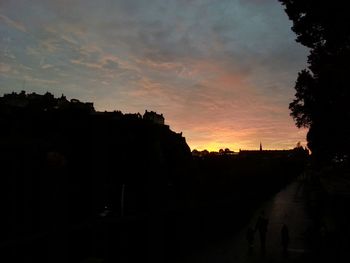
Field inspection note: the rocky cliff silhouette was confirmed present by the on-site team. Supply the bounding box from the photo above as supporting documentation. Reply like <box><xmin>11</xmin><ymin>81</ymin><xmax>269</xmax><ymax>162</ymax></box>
<box><xmin>0</xmin><ymin>91</ymin><xmax>192</xmax><ymax>245</ymax></box>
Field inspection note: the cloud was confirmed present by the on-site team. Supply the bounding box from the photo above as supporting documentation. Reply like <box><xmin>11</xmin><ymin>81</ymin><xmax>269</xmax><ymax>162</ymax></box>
<box><xmin>102</xmin><ymin>59</ymin><xmax>119</xmax><ymax>70</ymax></box>
<box><xmin>0</xmin><ymin>0</ymin><xmax>308</xmax><ymax>151</ymax></box>
<box><xmin>0</xmin><ymin>62</ymin><xmax>12</xmax><ymax>73</ymax></box>
<box><xmin>0</xmin><ymin>14</ymin><xmax>27</xmax><ymax>32</ymax></box>
<box><xmin>41</xmin><ymin>64</ymin><xmax>54</xmax><ymax>69</ymax></box>
<box><xmin>23</xmin><ymin>75</ymin><xmax>59</xmax><ymax>85</ymax></box>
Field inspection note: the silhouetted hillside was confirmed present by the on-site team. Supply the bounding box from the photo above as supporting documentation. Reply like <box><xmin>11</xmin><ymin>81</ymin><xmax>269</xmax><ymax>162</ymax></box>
<box><xmin>0</xmin><ymin>91</ymin><xmax>192</xmax><ymax>261</ymax></box>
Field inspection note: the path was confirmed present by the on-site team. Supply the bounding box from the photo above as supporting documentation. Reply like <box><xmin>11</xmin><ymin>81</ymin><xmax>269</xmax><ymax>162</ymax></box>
<box><xmin>174</xmin><ymin>178</ymin><xmax>312</xmax><ymax>263</ymax></box>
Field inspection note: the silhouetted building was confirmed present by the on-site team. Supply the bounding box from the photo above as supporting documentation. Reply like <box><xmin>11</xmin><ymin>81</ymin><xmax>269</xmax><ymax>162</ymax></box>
<box><xmin>70</xmin><ymin>98</ymin><xmax>94</xmax><ymax>112</ymax></box>
<box><xmin>124</xmin><ymin>112</ymin><xmax>142</xmax><ymax>120</ymax></box>
<box><xmin>143</xmin><ymin>110</ymin><xmax>165</xmax><ymax>125</ymax></box>
<box><xmin>238</xmin><ymin>143</ymin><xmax>305</xmax><ymax>158</ymax></box>
<box><xmin>0</xmin><ymin>91</ymin><xmax>94</xmax><ymax>112</ymax></box>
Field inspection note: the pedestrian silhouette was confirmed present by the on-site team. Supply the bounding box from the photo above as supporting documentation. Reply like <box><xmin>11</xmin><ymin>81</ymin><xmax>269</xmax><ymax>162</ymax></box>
<box><xmin>281</xmin><ymin>223</ymin><xmax>289</xmax><ymax>256</ymax></box>
<box><xmin>246</xmin><ymin>226</ymin><xmax>255</xmax><ymax>254</ymax></box>
<box><xmin>255</xmin><ymin>211</ymin><xmax>268</xmax><ymax>255</ymax></box>
<box><xmin>319</xmin><ymin>223</ymin><xmax>327</xmax><ymax>251</ymax></box>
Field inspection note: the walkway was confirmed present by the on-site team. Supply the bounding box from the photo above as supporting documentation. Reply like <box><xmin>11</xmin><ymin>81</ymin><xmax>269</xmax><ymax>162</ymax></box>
<box><xmin>175</xmin><ymin>178</ymin><xmax>312</xmax><ymax>263</ymax></box>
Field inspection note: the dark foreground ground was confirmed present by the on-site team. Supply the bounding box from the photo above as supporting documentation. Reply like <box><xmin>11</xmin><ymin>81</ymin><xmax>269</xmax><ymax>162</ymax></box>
<box><xmin>80</xmin><ymin>176</ymin><xmax>313</xmax><ymax>263</ymax></box>
<box><xmin>170</xmin><ymin>178</ymin><xmax>312</xmax><ymax>263</ymax></box>
<box><xmin>5</xmin><ymin>172</ymin><xmax>347</xmax><ymax>263</ymax></box>
<box><xmin>170</xmin><ymin>171</ymin><xmax>350</xmax><ymax>263</ymax></box>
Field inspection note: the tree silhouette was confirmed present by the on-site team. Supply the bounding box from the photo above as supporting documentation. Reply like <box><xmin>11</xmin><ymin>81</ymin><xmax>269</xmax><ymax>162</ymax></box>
<box><xmin>279</xmin><ymin>0</ymin><xmax>350</xmax><ymax>164</ymax></box>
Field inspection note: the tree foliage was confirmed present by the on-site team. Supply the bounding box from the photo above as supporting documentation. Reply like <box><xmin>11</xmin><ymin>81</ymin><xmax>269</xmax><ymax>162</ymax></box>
<box><xmin>279</xmin><ymin>0</ymin><xmax>350</xmax><ymax>163</ymax></box>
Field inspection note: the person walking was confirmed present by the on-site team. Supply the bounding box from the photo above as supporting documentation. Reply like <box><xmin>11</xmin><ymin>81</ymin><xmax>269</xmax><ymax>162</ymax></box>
<box><xmin>246</xmin><ymin>226</ymin><xmax>255</xmax><ymax>254</ymax></box>
<box><xmin>255</xmin><ymin>211</ymin><xmax>269</xmax><ymax>255</ymax></box>
<box><xmin>281</xmin><ymin>223</ymin><xmax>290</xmax><ymax>256</ymax></box>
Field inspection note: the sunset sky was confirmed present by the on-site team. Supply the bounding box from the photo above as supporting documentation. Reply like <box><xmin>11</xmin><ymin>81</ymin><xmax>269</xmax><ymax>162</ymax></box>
<box><xmin>0</xmin><ymin>0</ymin><xmax>308</xmax><ymax>151</ymax></box>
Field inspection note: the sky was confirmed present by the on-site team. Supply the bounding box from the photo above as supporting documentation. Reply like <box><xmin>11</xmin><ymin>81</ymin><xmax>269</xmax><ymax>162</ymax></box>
<box><xmin>0</xmin><ymin>0</ymin><xmax>309</xmax><ymax>151</ymax></box>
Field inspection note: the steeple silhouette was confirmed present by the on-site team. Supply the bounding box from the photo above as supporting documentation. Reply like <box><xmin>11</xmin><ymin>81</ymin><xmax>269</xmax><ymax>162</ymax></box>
<box><xmin>260</xmin><ymin>142</ymin><xmax>262</xmax><ymax>151</ymax></box>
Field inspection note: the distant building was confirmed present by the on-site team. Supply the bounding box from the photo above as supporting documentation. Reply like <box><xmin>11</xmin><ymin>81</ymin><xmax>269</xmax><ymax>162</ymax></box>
<box><xmin>70</xmin><ymin>98</ymin><xmax>94</xmax><ymax>112</ymax></box>
<box><xmin>56</xmin><ymin>94</ymin><xmax>69</xmax><ymax>109</ymax></box>
<box><xmin>239</xmin><ymin>142</ymin><xmax>295</xmax><ymax>158</ymax></box>
<box><xmin>192</xmin><ymin>149</ymin><xmax>210</xmax><ymax>157</ymax></box>
<box><xmin>1</xmin><ymin>91</ymin><xmax>29</xmax><ymax>108</ymax></box>
<box><xmin>0</xmin><ymin>91</ymin><xmax>95</xmax><ymax>112</ymax></box>
<box><xmin>143</xmin><ymin>110</ymin><xmax>165</xmax><ymax>125</ymax></box>
<box><xmin>124</xmin><ymin>113</ymin><xmax>142</xmax><ymax>120</ymax></box>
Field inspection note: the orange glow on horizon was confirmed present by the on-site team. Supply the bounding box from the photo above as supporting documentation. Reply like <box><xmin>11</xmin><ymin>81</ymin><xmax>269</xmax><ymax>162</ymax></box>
<box><xmin>189</xmin><ymin>141</ymin><xmax>307</xmax><ymax>152</ymax></box>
